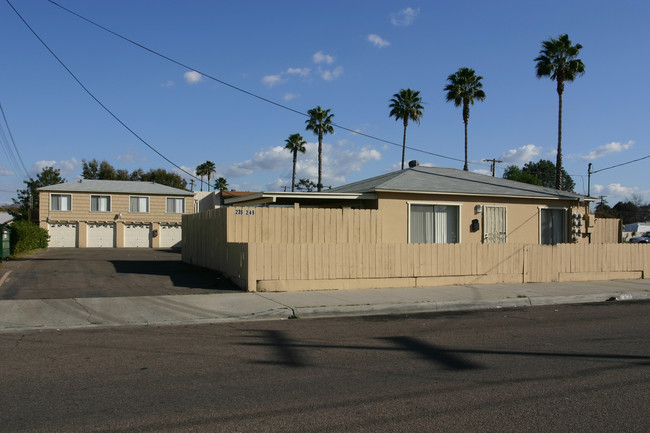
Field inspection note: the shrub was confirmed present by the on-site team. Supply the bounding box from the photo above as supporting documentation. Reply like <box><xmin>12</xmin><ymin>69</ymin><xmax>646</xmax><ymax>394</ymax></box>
<box><xmin>9</xmin><ymin>220</ymin><xmax>49</xmax><ymax>255</ymax></box>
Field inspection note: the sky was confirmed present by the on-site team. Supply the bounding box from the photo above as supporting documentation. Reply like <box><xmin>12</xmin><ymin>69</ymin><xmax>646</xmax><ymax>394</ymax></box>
<box><xmin>1</xmin><ymin>0</ymin><xmax>649</xmax><ymax>208</ymax></box>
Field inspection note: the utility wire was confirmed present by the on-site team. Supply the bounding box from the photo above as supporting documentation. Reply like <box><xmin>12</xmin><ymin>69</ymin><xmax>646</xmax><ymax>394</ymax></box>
<box><xmin>0</xmin><ymin>101</ymin><xmax>29</xmax><ymax>179</ymax></box>
<box><xmin>7</xmin><ymin>0</ymin><xmax>201</xmax><ymax>183</ymax></box>
<box><xmin>591</xmin><ymin>154</ymin><xmax>650</xmax><ymax>174</ymax></box>
<box><xmin>45</xmin><ymin>0</ymin><xmax>480</xmax><ymax>167</ymax></box>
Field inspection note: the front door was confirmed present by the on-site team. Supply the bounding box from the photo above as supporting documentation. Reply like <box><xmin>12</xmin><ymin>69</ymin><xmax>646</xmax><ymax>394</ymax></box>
<box><xmin>483</xmin><ymin>206</ymin><xmax>507</xmax><ymax>243</ymax></box>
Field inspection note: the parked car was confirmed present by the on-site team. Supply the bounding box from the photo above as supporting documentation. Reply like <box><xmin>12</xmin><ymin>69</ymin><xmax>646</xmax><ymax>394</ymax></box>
<box><xmin>629</xmin><ymin>231</ymin><xmax>650</xmax><ymax>243</ymax></box>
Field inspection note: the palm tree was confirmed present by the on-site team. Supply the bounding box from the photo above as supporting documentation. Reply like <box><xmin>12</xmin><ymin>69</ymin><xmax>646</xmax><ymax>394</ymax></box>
<box><xmin>214</xmin><ymin>177</ymin><xmax>228</xmax><ymax>192</ymax></box>
<box><xmin>389</xmin><ymin>89</ymin><xmax>424</xmax><ymax>170</ymax></box>
<box><xmin>284</xmin><ymin>133</ymin><xmax>307</xmax><ymax>192</ymax></box>
<box><xmin>203</xmin><ymin>160</ymin><xmax>216</xmax><ymax>192</ymax></box>
<box><xmin>305</xmin><ymin>106</ymin><xmax>334</xmax><ymax>192</ymax></box>
<box><xmin>195</xmin><ymin>162</ymin><xmax>207</xmax><ymax>191</ymax></box>
<box><xmin>444</xmin><ymin>68</ymin><xmax>486</xmax><ymax>171</ymax></box>
<box><xmin>534</xmin><ymin>34</ymin><xmax>585</xmax><ymax>189</ymax></box>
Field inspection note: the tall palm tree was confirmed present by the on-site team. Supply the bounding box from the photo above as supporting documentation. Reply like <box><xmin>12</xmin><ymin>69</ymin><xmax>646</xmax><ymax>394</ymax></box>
<box><xmin>214</xmin><ymin>177</ymin><xmax>228</xmax><ymax>192</ymax></box>
<box><xmin>389</xmin><ymin>89</ymin><xmax>424</xmax><ymax>170</ymax></box>
<box><xmin>203</xmin><ymin>160</ymin><xmax>216</xmax><ymax>192</ymax></box>
<box><xmin>444</xmin><ymin>68</ymin><xmax>486</xmax><ymax>171</ymax></box>
<box><xmin>305</xmin><ymin>106</ymin><xmax>334</xmax><ymax>192</ymax></box>
<box><xmin>284</xmin><ymin>133</ymin><xmax>307</xmax><ymax>192</ymax></box>
<box><xmin>534</xmin><ymin>34</ymin><xmax>585</xmax><ymax>189</ymax></box>
<box><xmin>195</xmin><ymin>162</ymin><xmax>207</xmax><ymax>191</ymax></box>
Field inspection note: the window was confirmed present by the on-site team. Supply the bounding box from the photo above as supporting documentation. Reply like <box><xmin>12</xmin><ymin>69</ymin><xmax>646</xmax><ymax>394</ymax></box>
<box><xmin>540</xmin><ymin>208</ymin><xmax>567</xmax><ymax>245</ymax></box>
<box><xmin>166</xmin><ymin>197</ymin><xmax>185</xmax><ymax>213</ymax></box>
<box><xmin>129</xmin><ymin>196</ymin><xmax>149</xmax><ymax>213</ymax></box>
<box><xmin>51</xmin><ymin>194</ymin><xmax>71</xmax><ymax>211</ymax></box>
<box><xmin>409</xmin><ymin>204</ymin><xmax>459</xmax><ymax>244</ymax></box>
<box><xmin>90</xmin><ymin>195</ymin><xmax>111</xmax><ymax>212</ymax></box>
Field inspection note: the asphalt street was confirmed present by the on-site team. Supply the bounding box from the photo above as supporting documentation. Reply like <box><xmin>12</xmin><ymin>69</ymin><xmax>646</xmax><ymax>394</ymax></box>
<box><xmin>1</xmin><ymin>301</ymin><xmax>648</xmax><ymax>432</ymax></box>
<box><xmin>0</xmin><ymin>248</ymin><xmax>238</xmax><ymax>300</ymax></box>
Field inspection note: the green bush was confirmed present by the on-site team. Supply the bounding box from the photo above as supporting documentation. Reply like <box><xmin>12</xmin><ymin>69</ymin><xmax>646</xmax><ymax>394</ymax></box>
<box><xmin>9</xmin><ymin>220</ymin><xmax>49</xmax><ymax>255</ymax></box>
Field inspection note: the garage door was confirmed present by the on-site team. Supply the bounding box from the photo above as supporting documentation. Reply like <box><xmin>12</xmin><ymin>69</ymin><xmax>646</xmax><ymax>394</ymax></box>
<box><xmin>87</xmin><ymin>223</ymin><xmax>115</xmax><ymax>248</ymax></box>
<box><xmin>124</xmin><ymin>224</ymin><xmax>151</xmax><ymax>248</ymax></box>
<box><xmin>159</xmin><ymin>224</ymin><xmax>182</xmax><ymax>248</ymax></box>
<box><xmin>49</xmin><ymin>223</ymin><xmax>78</xmax><ymax>247</ymax></box>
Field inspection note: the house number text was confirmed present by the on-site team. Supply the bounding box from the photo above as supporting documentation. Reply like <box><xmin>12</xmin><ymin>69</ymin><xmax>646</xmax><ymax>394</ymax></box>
<box><xmin>235</xmin><ymin>209</ymin><xmax>255</xmax><ymax>216</ymax></box>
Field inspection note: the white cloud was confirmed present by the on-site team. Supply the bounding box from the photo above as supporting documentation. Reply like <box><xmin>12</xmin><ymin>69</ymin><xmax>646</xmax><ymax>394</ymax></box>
<box><xmin>320</xmin><ymin>66</ymin><xmax>344</xmax><ymax>81</ymax></box>
<box><xmin>286</xmin><ymin>67</ymin><xmax>310</xmax><ymax>76</ymax></box>
<box><xmin>218</xmin><ymin>141</ymin><xmax>382</xmax><ymax>189</ymax></box>
<box><xmin>499</xmin><ymin>144</ymin><xmax>543</xmax><ymax>165</ymax></box>
<box><xmin>472</xmin><ymin>169</ymin><xmax>492</xmax><ymax>176</ymax></box>
<box><xmin>161</xmin><ymin>80</ymin><xmax>175</xmax><ymax>88</ymax></box>
<box><xmin>391</xmin><ymin>7</ymin><xmax>420</xmax><ymax>26</ymax></box>
<box><xmin>580</xmin><ymin>140</ymin><xmax>634</xmax><ymax>161</ymax></box>
<box><xmin>368</xmin><ymin>34</ymin><xmax>390</xmax><ymax>48</ymax></box>
<box><xmin>261</xmin><ymin>74</ymin><xmax>285</xmax><ymax>87</ymax></box>
<box><xmin>592</xmin><ymin>183</ymin><xmax>643</xmax><ymax>203</ymax></box>
<box><xmin>313</xmin><ymin>51</ymin><xmax>335</xmax><ymax>64</ymax></box>
<box><xmin>32</xmin><ymin>158</ymin><xmax>80</xmax><ymax>177</ymax></box>
<box><xmin>283</xmin><ymin>93</ymin><xmax>299</xmax><ymax>101</ymax></box>
<box><xmin>117</xmin><ymin>149</ymin><xmax>147</xmax><ymax>163</ymax></box>
<box><xmin>0</xmin><ymin>165</ymin><xmax>13</xmax><ymax>176</ymax></box>
<box><xmin>184</xmin><ymin>71</ymin><xmax>202</xmax><ymax>84</ymax></box>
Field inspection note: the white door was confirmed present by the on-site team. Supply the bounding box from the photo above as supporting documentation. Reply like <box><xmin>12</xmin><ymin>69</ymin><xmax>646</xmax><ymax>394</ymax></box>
<box><xmin>124</xmin><ymin>224</ymin><xmax>151</xmax><ymax>248</ymax></box>
<box><xmin>483</xmin><ymin>206</ymin><xmax>507</xmax><ymax>243</ymax></box>
<box><xmin>87</xmin><ymin>223</ymin><xmax>115</xmax><ymax>248</ymax></box>
<box><xmin>49</xmin><ymin>223</ymin><xmax>78</xmax><ymax>247</ymax></box>
<box><xmin>159</xmin><ymin>225</ymin><xmax>182</xmax><ymax>248</ymax></box>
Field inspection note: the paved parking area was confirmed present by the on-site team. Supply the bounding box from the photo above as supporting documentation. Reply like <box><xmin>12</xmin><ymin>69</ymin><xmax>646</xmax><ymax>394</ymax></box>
<box><xmin>0</xmin><ymin>248</ymin><xmax>240</xmax><ymax>300</ymax></box>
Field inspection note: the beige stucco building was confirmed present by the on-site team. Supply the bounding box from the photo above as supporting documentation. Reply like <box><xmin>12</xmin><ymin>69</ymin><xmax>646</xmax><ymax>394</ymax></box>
<box><xmin>39</xmin><ymin>180</ymin><xmax>194</xmax><ymax>248</ymax></box>
<box><xmin>225</xmin><ymin>165</ymin><xmax>596</xmax><ymax>246</ymax></box>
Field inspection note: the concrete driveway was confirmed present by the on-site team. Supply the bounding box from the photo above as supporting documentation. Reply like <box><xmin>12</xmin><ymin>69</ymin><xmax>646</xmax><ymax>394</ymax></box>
<box><xmin>0</xmin><ymin>248</ymin><xmax>239</xmax><ymax>300</ymax></box>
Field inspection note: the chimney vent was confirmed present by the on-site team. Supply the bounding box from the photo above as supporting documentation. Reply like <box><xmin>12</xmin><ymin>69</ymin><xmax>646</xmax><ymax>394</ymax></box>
<box><xmin>408</xmin><ymin>160</ymin><xmax>419</xmax><ymax>168</ymax></box>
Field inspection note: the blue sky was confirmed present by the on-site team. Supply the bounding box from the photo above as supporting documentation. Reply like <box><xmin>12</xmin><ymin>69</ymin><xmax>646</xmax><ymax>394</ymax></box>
<box><xmin>1</xmin><ymin>0</ymin><xmax>648</xmax><ymax>207</ymax></box>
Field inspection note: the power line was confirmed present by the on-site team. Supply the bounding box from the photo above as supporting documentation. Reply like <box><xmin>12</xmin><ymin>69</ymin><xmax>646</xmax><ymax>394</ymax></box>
<box><xmin>7</xmin><ymin>0</ymin><xmax>201</xmax><ymax>184</ymax></box>
<box><xmin>0</xmin><ymin>101</ymin><xmax>29</xmax><ymax>179</ymax></box>
<box><xmin>44</xmin><ymin>0</ymin><xmax>483</xmax><ymax>168</ymax></box>
<box><xmin>591</xmin><ymin>154</ymin><xmax>650</xmax><ymax>174</ymax></box>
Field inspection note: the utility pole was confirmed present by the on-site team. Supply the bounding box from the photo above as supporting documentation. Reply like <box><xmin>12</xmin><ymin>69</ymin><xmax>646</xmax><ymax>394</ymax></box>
<box><xmin>587</xmin><ymin>163</ymin><xmax>592</xmax><ymax>197</ymax></box>
<box><xmin>483</xmin><ymin>159</ymin><xmax>502</xmax><ymax>177</ymax></box>
<box><xmin>189</xmin><ymin>179</ymin><xmax>195</xmax><ymax>192</ymax></box>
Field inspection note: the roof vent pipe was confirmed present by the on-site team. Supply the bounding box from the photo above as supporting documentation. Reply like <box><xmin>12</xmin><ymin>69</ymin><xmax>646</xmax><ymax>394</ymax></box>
<box><xmin>408</xmin><ymin>160</ymin><xmax>419</xmax><ymax>168</ymax></box>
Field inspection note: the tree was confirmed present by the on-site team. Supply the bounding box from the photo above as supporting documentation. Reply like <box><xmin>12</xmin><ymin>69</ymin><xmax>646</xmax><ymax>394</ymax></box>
<box><xmin>81</xmin><ymin>159</ymin><xmax>118</xmax><ymax>180</ymax></box>
<box><xmin>202</xmin><ymin>161</ymin><xmax>216</xmax><ymax>192</ymax></box>
<box><xmin>140</xmin><ymin>168</ymin><xmax>188</xmax><ymax>190</ymax></box>
<box><xmin>535</xmin><ymin>34</ymin><xmax>585</xmax><ymax>189</ymax></box>
<box><xmin>444</xmin><ymin>68</ymin><xmax>486</xmax><ymax>171</ymax></box>
<box><xmin>305</xmin><ymin>106</ymin><xmax>334</xmax><ymax>192</ymax></box>
<box><xmin>503</xmin><ymin>159</ymin><xmax>575</xmax><ymax>192</ymax></box>
<box><xmin>502</xmin><ymin>166</ymin><xmax>542</xmax><ymax>186</ymax></box>
<box><xmin>10</xmin><ymin>166</ymin><xmax>65</xmax><ymax>222</ymax></box>
<box><xmin>195</xmin><ymin>163</ymin><xmax>207</xmax><ymax>191</ymax></box>
<box><xmin>389</xmin><ymin>88</ymin><xmax>424</xmax><ymax>170</ymax></box>
<box><xmin>214</xmin><ymin>177</ymin><xmax>228</xmax><ymax>192</ymax></box>
<box><xmin>295</xmin><ymin>178</ymin><xmax>317</xmax><ymax>192</ymax></box>
<box><xmin>284</xmin><ymin>133</ymin><xmax>307</xmax><ymax>192</ymax></box>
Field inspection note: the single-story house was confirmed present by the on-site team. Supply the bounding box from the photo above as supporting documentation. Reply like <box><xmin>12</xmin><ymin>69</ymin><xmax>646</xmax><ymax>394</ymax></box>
<box><xmin>39</xmin><ymin>180</ymin><xmax>194</xmax><ymax>248</ymax></box>
<box><xmin>224</xmin><ymin>164</ymin><xmax>597</xmax><ymax>245</ymax></box>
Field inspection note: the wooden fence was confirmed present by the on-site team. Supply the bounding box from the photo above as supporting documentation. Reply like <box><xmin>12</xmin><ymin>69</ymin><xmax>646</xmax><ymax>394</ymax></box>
<box><xmin>183</xmin><ymin>207</ymin><xmax>646</xmax><ymax>292</ymax></box>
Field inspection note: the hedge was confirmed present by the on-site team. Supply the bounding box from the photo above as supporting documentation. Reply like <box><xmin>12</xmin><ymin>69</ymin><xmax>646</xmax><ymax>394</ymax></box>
<box><xmin>9</xmin><ymin>220</ymin><xmax>49</xmax><ymax>255</ymax></box>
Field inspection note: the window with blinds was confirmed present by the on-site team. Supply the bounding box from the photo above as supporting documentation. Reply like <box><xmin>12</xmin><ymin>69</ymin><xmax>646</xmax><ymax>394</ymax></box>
<box><xmin>409</xmin><ymin>204</ymin><xmax>459</xmax><ymax>244</ymax></box>
<box><xmin>90</xmin><ymin>195</ymin><xmax>111</xmax><ymax>212</ymax></box>
<box><xmin>540</xmin><ymin>208</ymin><xmax>567</xmax><ymax>245</ymax></box>
<box><xmin>129</xmin><ymin>196</ymin><xmax>150</xmax><ymax>213</ymax></box>
<box><xmin>50</xmin><ymin>194</ymin><xmax>71</xmax><ymax>211</ymax></box>
<box><xmin>166</xmin><ymin>197</ymin><xmax>185</xmax><ymax>213</ymax></box>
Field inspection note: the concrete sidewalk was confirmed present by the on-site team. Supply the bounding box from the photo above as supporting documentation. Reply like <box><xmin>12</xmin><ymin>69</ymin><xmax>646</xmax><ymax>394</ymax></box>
<box><xmin>1</xmin><ymin>279</ymin><xmax>648</xmax><ymax>332</ymax></box>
